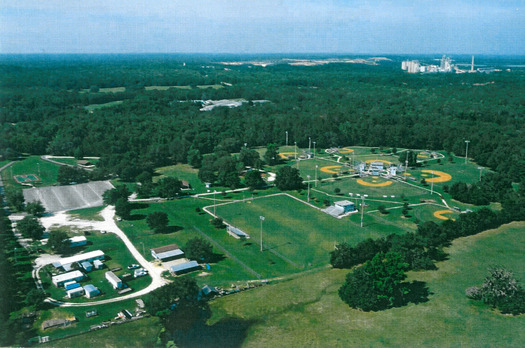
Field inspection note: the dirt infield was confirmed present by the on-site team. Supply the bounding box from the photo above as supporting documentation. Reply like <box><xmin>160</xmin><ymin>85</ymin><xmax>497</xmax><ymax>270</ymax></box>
<box><xmin>278</xmin><ymin>152</ymin><xmax>297</xmax><ymax>159</ymax></box>
<box><xmin>434</xmin><ymin>209</ymin><xmax>455</xmax><ymax>220</ymax></box>
<box><xmin>320</xmin><ymin>165</ymin><xmax>342</xmax><ymax>174</ymax></box>
<box><xmin>356</xmin><ymin>178</ymin><xmax>393</xmax><ymax>187</ymax></box>
<box><xmin>421</xmin><ymin>170</ymin><xmax>452</xmax><ymax>183</ymax></box>
<box><xmin>338</xmin><ymin>148</ymin><xmax>354</xmax><ymax>154</ymax></box>
<box><xmin>23</xmin><ymin>181</ymin><xmax>114</xmax><ymax>213</ymax></box>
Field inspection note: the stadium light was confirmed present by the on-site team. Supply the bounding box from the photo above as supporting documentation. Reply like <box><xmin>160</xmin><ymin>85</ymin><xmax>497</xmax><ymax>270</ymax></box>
<box><xmin>259</xmin><ymin>216</ymin><xmax>265</xmax><ymax>252</ymax></box>
<box><xmin>307</xmin><ymin>175</ymin><xmax>311</xmax><ymax>202</ymax></box>
<box><xmin>313</xmin><ymin>141</ymin><xmax>316</xmax><ymax>158</ymax></box>
<box><xmin>465</xmin><ymin>140</ymin><xmax>470</xmax><ymax>164</ymax></box>
<box><xmin>360</xmin><ymin>196</ymin><xmax>365</xmax><ymax>228</ymax></box>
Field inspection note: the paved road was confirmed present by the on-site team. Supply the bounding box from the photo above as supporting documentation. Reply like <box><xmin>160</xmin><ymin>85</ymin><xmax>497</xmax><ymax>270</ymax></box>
<box><xmin>41</xmin><ymin>206</ymin><xmax>169</xmax><ymax>307</ymax></box>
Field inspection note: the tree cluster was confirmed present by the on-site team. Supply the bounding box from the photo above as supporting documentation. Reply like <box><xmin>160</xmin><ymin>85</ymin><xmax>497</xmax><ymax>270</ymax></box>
<box><xmin>449</xmin><ymin>172</ymin><xmax>513</xmax><ymax>205</ymax></box>
<box><xmin>339</xmin><ymin>252</ymin><xmax>409</xmax><ymax>311</ymax></box>
<box><xmin>274</xmin><ymin>166</ymin><xmax>304</xmax><ymax>191</ymax></box>
<box><xmin>138</xmin><ymin>176</ymin><xmax>182</xmax><ymax>199</ymax></box>
<box><xmin>57</xmin><ymin>165</ymin><xmax>89</xmax><ymax>185</ymax></box>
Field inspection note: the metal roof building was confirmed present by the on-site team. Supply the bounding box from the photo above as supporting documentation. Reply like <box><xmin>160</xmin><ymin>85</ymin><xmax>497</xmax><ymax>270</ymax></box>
<box><xmin>52</xmin><ymin>270</ymin><xmax>85</xmax><ymax>287</ymax></box>
<box><xmin>169</xmin><ymin>261</ymin><xmax>201</xmax><ymax>275</ymax></box>
<box><xmin>105</xmin><ymin>271</ymin><xmax>122</xmax><ymax>289</ymax></box>
<box><xmin>151</xmin><ymin>244</ymin><xmax>184</xmax><ymax>262</ymax></box>
<box><xmin>59</xmin><ymin>250</ymin><xmax>105</xmax><ymax>268</ymax></box>
<box><xmin>83</xmin><ymin>284</ymin><xmax>100</xmax><ymax>298</ymax></box>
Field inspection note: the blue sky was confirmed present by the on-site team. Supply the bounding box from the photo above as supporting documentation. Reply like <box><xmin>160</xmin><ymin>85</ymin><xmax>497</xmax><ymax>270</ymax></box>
<box><xmin>1</xmin><ymin>0</ymin><xmax>523</xmax><ymax>54</ymax></box>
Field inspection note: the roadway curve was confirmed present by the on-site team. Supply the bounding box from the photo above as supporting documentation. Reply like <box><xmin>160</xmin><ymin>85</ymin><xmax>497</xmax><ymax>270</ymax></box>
<box><xmin>40</xmin><ymin>205</ymin><xmax>168</xmax><ymax>307</ymax></box>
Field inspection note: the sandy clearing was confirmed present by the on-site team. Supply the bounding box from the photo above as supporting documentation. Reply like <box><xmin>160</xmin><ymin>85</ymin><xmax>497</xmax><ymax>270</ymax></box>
<box><xmin>421</xmin><ymin>170</ymin><xmax>452</xmax><ymax>183</ymax></box>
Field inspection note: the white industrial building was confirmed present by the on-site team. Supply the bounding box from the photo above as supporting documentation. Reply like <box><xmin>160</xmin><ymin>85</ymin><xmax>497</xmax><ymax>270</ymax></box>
<box><xmin>52</xmin><ymin>270</ymin><xmax>85</xmax><ymax>287</ymax></box>
<box><xmin>58</xmin><ymin>250</ymin><xmax>105</xmax><ymax>269</ymax></box>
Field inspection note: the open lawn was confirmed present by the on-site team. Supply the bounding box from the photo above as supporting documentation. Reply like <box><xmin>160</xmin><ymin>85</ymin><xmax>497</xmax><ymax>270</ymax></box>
<box><xmin>155</xmin><ymin>163</ymin><xmax>232</xmax><ymax>194</ymax></box>
<box><xmin>68</xmin><ymin>206</ymin><xmax>105</xmax><ymax>221</ymax></box>
<box><xmin>208</xmin><ymin>221</ymin><xmax>525</xmax><ymax>347</ymax></box>
<box><xmin>37</xmin><ymin>300</ymin><xmax>159</xmax><ymax>344</ymax></box>
<box><xmin>215</xmin><ymin>194</ymin><xmax>407</xmax><ymax>269</ymax></box>
<box><xmin>0</xmin><ymin>156</ymin><xmax>61</xmax><ymax>190</ymax></box>
<box><xmin>42</xmin><ymin>316</ymin><xmax>162</xmax><ymax>348</ymax></box>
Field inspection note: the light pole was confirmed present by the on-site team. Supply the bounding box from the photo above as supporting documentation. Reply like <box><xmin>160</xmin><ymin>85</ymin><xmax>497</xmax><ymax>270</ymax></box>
<box><xmin>478</xmin><ymin>167</ymin><xmax>483</xmax><ymax>182</ymax></box>
<box><xmin>315</xmin><ymin>165</ymin><xmax>318</xmax><ymax>187</ymax></box>
<box><xmin>259</xmin><ymin>216</ymin><xmax>265</xmax><ymax>252</ymax></box>
<box><xmin>360</xmin><ymin>196</ymin><xmax>365</xmax><ymax>228</ymax></box>
<box><xmin>465</xmin><ymin>140</ymin><xmax>470</xmax><ymax>164</ymax></box>
<box><xmin>309</xmin><ymin>137</ymin><xmax>311</xmax><ymax>153</ymax></box>
<box><xmin>213</xmin><ymin>190</ymin><xmax>217</xmax><ymax>216</ymax></box>
<box><xmin>285</xmin><ymin>131</ymin><xmax>288</xmax><ymax>146</ymax></box>
<box><xmin>313</xmin><ymin>141</ymin><xmax>316</xmax><ymax>158</ymax></box>
<box><xmin>307</xmin><ymin>175</ymin><xmax>311</xmax><ymax>202</ymax></box>
<box><xmin>294</xmin><ymin>142</ymin><xmax>297</xmax><ymax>160</ymax></box>
<box><xmin>430</xmin><ymin>171</ymin><xmax>434</xmax><ymax>195</ymax></box>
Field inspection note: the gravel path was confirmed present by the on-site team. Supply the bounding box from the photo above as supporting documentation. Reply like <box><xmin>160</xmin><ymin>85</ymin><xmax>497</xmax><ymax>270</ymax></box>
<box><xmin>40</xmin><ymin>206</ymin><xmax>168</xmax><ymax>307</ymax></box>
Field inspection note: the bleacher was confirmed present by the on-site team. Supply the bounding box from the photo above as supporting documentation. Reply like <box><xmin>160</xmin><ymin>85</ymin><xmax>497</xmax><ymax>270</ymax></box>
<box><xmin>227</xmin><ymin>226</ymin><xmax>250</xmax><ymax>239</ymax></box>
<box><xmin>322</xmin><ymin>205</ymin><xmax>345</xmax><ymax>218</ymax></box>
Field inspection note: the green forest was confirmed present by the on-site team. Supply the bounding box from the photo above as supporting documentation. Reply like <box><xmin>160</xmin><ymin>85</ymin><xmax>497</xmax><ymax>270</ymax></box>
<box><xmin>1</xmin><ymin>55</ymin><xmax>524</xmax><ymax>182</ymax></box>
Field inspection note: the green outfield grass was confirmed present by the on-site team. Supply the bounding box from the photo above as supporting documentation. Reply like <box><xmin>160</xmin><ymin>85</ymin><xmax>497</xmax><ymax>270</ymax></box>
<box><xmin>0</xmin><ymin>156</ymin><xmax>61</xmax><ymax>189</ymax></box>
<box><xmin>215</xmin><ymin>194</ymin><xmax>407</xmax><ymax>269</ymax></box>
<box><xmin>208</xmin><ymin>221</ymin><xmax>525</xmax><ymax>347</ymax></box>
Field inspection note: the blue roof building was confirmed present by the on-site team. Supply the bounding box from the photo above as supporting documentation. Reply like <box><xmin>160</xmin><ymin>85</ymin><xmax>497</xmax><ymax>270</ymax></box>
<box><xmin>169</xmin><ymin>261</ymin><xmax>201</xmax><ymax>275</ymax></box>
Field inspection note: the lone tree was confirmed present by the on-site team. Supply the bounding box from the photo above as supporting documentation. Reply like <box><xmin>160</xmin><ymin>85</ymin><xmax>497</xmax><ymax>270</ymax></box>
<box><xmin>17</xmin><ymin>215</ymin><xmax>45</xmax><ymax>241</ymax></box>
<box><xmin>115</xmin><ymin>198</ymin><xmax>131</xmax><ymax>219</ymax></box>
<box><xmin>339</xmin><ymin>252</ymin><xmax>409</xmax><ymax>311</ymax></box>
<box><xmin>103</xmin><ymin>185</ymin><xmax>130</xmax><ymax>205</ymax></box>
<box><xmin>275</xmin><ymin>166</ymin><xmax>304</xmax><ymax>191</ymax></box>
<box><xmin>146</xmin><ymin>212</ymin><xmax>169</xmax><ymax>233</ymax></box>
<box><xmin>156</xmin><ymin>177</ymin><xmax>182</xmax><ymax>198</ymax></box>
<box><xmin>185</xmin><ymin>237</ymin><xmax>214</xmax><ymax>262</ymax></box>
<box><xmin>48</xmin><ymin>230</ymin><xmax>71</xmax><ymax>254</ymax></box>
<box><xmin>244</xmin><ymin>170</ymin><xmax>265</xmax><ymax>190</ymax></box>
<box><xmin>466</xmin><ymin>266</ymin><xmax>525</xmax><ymax>315</ymax></box>
<box><xmin>26</xmin><ymin>200</ymin><xmax>45</xmax><ymax>217</ymax></box>
<box><xmin>264</xmin><ymin>143</ymin><xmax>279</xmax><ymax>166</ymax></box>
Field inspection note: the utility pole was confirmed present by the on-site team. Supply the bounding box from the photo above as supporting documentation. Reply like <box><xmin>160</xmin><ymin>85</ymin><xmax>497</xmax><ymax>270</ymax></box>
<box><xmin>315</xmin><ymin>165</ymin><xmax>318</xmax><ymax>187</ymax></box>
<box><xmin>285</xmin><ymin>131</ymin><xmax>288</xmax><ymax>146</ymax></box>
<box><xmin>313</xmin><ymin>141</ymin><xmax>316</xmax><ymax>158</ymax></box>
<box><xmin>309</xmin><ymin>137</ymin><xmax>311</xmax><ymax>153</ymax></box>
<box><xmin>294</xmin><ymin>142</ymin><xmax>297</xmax><ymax>161</ymax></box>
<box><xmin>465</xmin><ymin>140</ymin><xmax>470</xmax><ymax>164</ymax></box>
<box><xmin>259</xmin><ymin>216</ymin><xmax>265</xmax><ymax>252</ymax></box>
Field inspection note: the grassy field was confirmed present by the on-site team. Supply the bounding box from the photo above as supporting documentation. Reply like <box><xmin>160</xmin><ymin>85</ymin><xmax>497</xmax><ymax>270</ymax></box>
<box><xmin>0</xmin><ymin>156</ymin><xmax>61</xmax><ymax>190</ymax></box>
<box><xmin>155</xmin><ymin>163</ymin><xmax>232</xmax><ymax>194</ymax></box>
<box><xmin>37</xmin><ymin>299</ymin><xmax>159</xmax><ymax>344</ymax></box>
<box><xmin>207</xmin><ymin>221</ymin><xmax>525</xmax><ymax>347</ymax></box>
<box><xmin>42</xmin><ymin>316</ymin><xmax>162</xmax><ymax>348</ymax></box>
<box><xmin>68</xmin><ymin>206</ymin><xmax>105</xmax><ymax>221</ymax></box>
<box><xmin>215</xmin><ymin>194</ymin><xmax>408</xmax><ymax>268</ymax></box>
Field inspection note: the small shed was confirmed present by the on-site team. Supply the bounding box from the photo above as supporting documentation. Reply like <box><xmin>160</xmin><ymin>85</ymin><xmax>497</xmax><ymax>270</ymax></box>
<box><xmin>81</xmin><ymin>261</ymin><xmax>93</xmax><ymax>272</ymax></box>
<box><xmin>68</xmin><ymin>236</ymin><xmax>87</xmax><ymax>248</ymax></box>
<box><xmin>334</xmin><ymin>200</ymin><xmax>356</xmax><ymax>213</ymax></box>
<box><xmin>83</xmin><ymin>284</ymin><xmax>100</xmax><ymax>298</ymax></box>
<box><xmin>66</xmin><ymin>287</ymin><xmax>85</xmax><ymax>298</ymax></box>
<box><xmin>105</xmin><ymin>271</ymin><xmax>122</xmax><ymax>289</ymax></box>
<box><xmin>64</xmin><ymin>281</ymin><xmax>80</xmax><ymax>290</ymax></box>
<box><xmin>93</xmin><ymin>259</ymin><xmax>104</xmax><ymax>270</ymax></box>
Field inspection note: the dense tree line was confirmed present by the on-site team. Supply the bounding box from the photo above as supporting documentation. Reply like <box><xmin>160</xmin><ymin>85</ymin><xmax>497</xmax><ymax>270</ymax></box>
<box><xmin>1</xmin><ymin>56</ymin><xmax>524</xmax><ymax>183</ymax></box>
<box><xmin>448</xmin><ymin>172</ymin><xmax>513</xmax><ymax>205</ymax></box>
